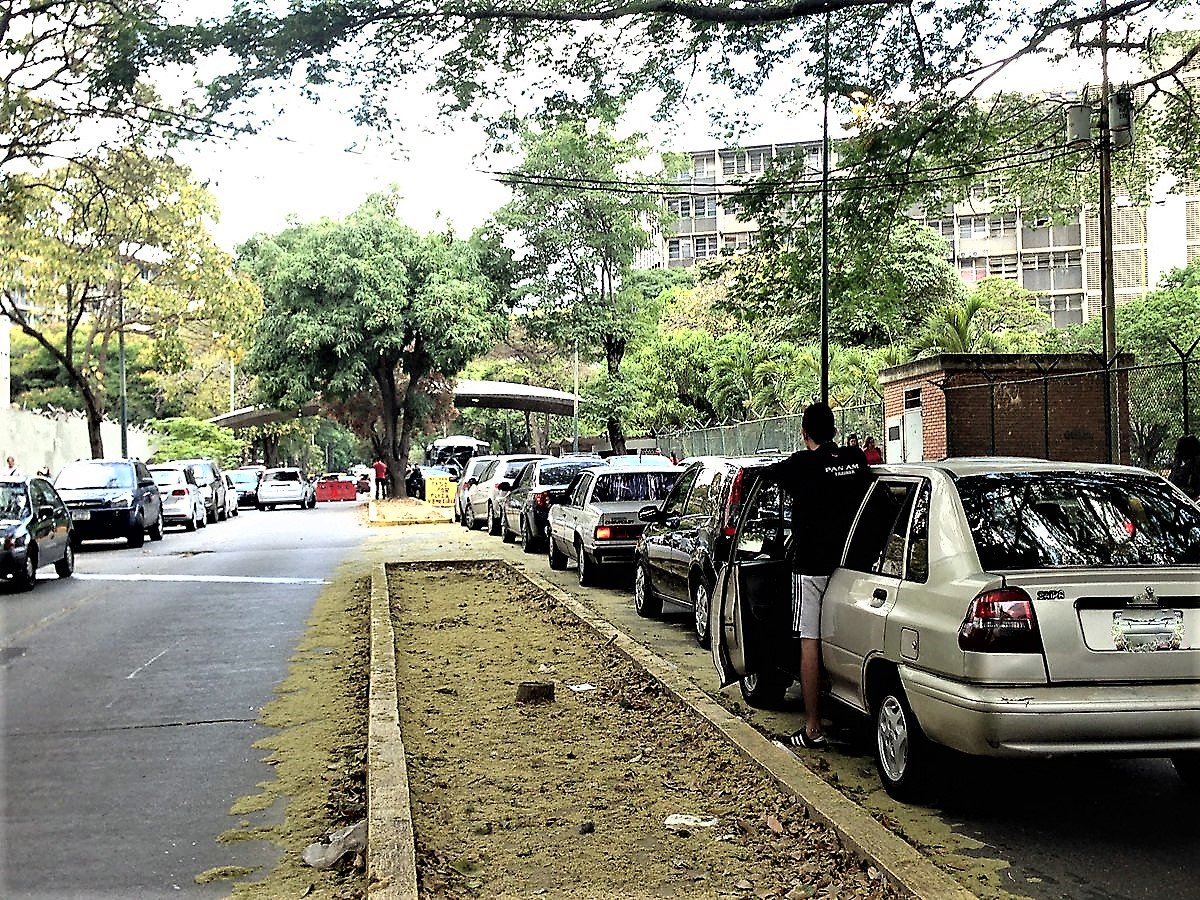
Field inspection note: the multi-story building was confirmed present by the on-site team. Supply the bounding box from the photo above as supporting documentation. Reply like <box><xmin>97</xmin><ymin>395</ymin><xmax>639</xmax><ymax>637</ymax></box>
<box><xmin>661</xmin><ymin>145</ymin><xmax>1199</xmax><ymax>329</ymax></box>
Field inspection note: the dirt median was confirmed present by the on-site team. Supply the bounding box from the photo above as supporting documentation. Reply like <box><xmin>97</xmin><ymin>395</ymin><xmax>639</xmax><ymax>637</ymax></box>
<box><xmin>390</xmin><ymin>560</ymin><xmax>899</xmax><ymax>899</ymax></box>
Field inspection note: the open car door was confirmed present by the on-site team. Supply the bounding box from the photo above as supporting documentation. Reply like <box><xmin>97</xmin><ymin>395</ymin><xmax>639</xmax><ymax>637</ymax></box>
<box><xmin>712</xmin><ymin>479</ymin><xmax>793</xmax><ymax>689</ymax></box>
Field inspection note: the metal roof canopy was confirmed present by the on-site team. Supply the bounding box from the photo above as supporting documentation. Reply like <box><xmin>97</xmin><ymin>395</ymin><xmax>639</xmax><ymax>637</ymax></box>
<box><xmin>209</xmin><ymin>381</ymin><xmax>580</xmax><ymax>430</ymax></box>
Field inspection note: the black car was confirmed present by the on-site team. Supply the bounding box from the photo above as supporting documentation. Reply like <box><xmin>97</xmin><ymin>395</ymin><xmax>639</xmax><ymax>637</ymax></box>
<box><xmin>633</xmin><ymin>455</ymin><xmax>783</xmax><ymax>647</ymax></box>
<box><xmin>499</xmin><ymin>456</ymin><xmax>608</xmax><ymax>551</ymax></box>
<box><xmin>0</xmin><ymin>476</ymin><xmax>75</xmax><ymax>589</ymax></box>
<box><xmin>53</xmin><ymin>458</ymin><xmax>164</xmax><ymax>547</ymax></box>
<box><xmin>227</xmin><ymin>468</ymin><xmax>262</xmax><ymax>507</ymax></box>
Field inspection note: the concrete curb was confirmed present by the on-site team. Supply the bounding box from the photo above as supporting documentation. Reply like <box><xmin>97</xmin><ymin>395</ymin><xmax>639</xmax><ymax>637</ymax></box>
<box><xmin>366</xmin><ymin>563</ymin><xmax>419</xmax><ymax>899</ymax></box>
<box><xmin>367</xmin><ymin>501</ymin><xmax>453</xmax><ymax>526</ymax></box>
<box><xmin>366</xmin><ymin>558</ymin><xmax>976</xmax><ymax>899</ymax></box>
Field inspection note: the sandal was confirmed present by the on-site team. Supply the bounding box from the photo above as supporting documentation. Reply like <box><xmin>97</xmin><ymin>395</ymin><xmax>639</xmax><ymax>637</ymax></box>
<box><xmin>786</xmin><ymin>729</ymin><xmax>828</xmax><ymax>750</ymax></box>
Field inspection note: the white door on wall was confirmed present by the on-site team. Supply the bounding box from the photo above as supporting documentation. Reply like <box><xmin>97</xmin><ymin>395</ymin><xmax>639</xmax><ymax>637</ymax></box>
<box><xmin>903</xmin><ymin>409</ymin><xmax>924</xmax><ymax>461</ymax></box>
<box><xmin>885</xmin><ymin>415</ymin><xmax>903</xmax><ymax>463</ymax></box>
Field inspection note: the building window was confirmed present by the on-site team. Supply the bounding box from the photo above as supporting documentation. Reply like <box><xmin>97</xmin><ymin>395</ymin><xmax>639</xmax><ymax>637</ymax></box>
<box><xmin>748</xmin><ymin>149</ymin><xmax>768</xmax><ymax>173</ymax></box>
<box><xmin>1037</xmin><ymin>294</ymin><xmax>1084</xmax><ymax>328</ymax></box>
<box><xmin>723</xmin><ymin>232</ymin><xmax>755</xmax><ymax>252</ymax></box>
<box><xmin>988</xmin><ymin>213</ymin><xmax>1017</xmax><ymax>236</ymax></box>
<box><xmin>959</xmin><ymin>258</ymin><xmax>987</xmax><ymax>282</ymax></box>
<box><xmin>693</xmin><ymin>155</ymin><xmax>714</xmax><ymax>178</ymax></box>
<box><xmin>925</xmin><ymin>218</ymin><xmax>955</xmax><ymax>238</ymax></box>
<box><xmin>959</xmin><ymin>215</ymin><xmax>989</xmax><ymax>239</ymax></box>
<box><xmin>987</xmin><ymin>255</ymin><xmax>1019</xmax><ymax>279</ymax></box>
<box><xmin>667</xmin><ymin>197</ymin><xmax>691</xmax><ymax>218</ymax></box>
<box><xmin>694</xmin><ymin>236</ymin><xmax>718</xmax><ymax>258</ymax></box>
<box><xmin>668</xmin><ymin>239</ymin><xmax>689</xmax><ymax>260</ymax></box>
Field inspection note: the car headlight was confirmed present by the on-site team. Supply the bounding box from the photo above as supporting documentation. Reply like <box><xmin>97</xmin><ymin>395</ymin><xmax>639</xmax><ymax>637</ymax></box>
<box><xmin>3</xmin><ymin>529</ymin><xmax>27</xmax><ymax>551</ymax></box>
<box><xmin>111</xmin><ymin>492</ymin><xmax>134</xmax><ymax>509</ymax></box>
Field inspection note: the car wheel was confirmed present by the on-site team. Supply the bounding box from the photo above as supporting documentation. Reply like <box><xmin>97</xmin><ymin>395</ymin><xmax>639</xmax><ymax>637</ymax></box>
<box><xmin>199</xmin><ymin>509</ymin><xmax>208</xmax><ymax>528</ymax></box>
<box><xmin>54</xmin><ymin>541</ymin><xmax>75</xmax><ymax>578</ymax></box>
<box><xmin>185</xmin><ymin>513</ymin><xmax>197</xmax><ymax>532</ymax></box>
<box><xmin>218</xmin><ymin>503</ymin><xmax>227</xmax><ymax>522</ymax></box>
<box><xmin>738</xmin><ymin>670</ymin><xmax>790</xmax><ymax>709</ymax></box>
<box><xmin>231</xmin><ymin>504</ymin><xmax>239</xmax><ymax>517</ymax></box>
<box><xmin>14</xmin><ymin>546</ymin><xmax>37</xmax><ymax>591</ymax></box>
<box><xmin>487</xmin><ymin>504</ymin><xmax>501</xmax><ymax>536</ymax></box>
<box><xmin>206</xmin><ymin>506</ymin><xmax>217</xmax><ymax>525</ymax></box>
<box><xmin>521</xmin><ymin>516</ymin><xmax>539</xmax><ymax>554</ymax></box>
<box><xmin>874</xmin><ymin>681</ymin><xmax>933</xmax><ymax>802</ymax></box>
<box><xmin>459</xmin><ymin>503</ymin><xmax>470</xmax><ymax>528</ymax></box>
<box><xmin>576</xmin><ymin>540</ymin><xmax>595</xmax><ymax>586</ymax></box>
<box><xmin>691</xmin><ymin>577</ymin><xmax>713</xmax><ymax>648</ymax></box>
<box><xmin>1172</xmin><ymin>754</ymin><xmax>1200</xmax><ymax>790</ymax></box>
<box><xmin>149</xmin><ymin>512</ymin><xmax>164</xmax><ymax>542</ymax></box>
<box><xmin>128</xmin><ymin>516</ymin><xmax>146</xmax><ymax>548</ymax></box>
<box><xmin>633</xmin><ymin>561</ymin><xmax>662</xmax><ymax>617</ymax></box>
<box><xmin>547</xmin><ymin>532</ymin><xmax>568</xmax><ymax>570</ymax></box>
<box><xmin>501</xmin><ymin>511</ymin><xmax>516</xmax><ymax>543</ymax></box>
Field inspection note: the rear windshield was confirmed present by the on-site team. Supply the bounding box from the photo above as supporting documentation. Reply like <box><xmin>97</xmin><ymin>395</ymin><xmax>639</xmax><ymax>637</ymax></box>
<box><xmin>265</xmin><ymin>470</ymin><xmax>301</xmax><ymax>482</ymax></box>
<box><xmin>150</xmin><ymin>469</ymin><xmax>184</xmax><ymax>487</ymax></box>
<box><xmin>591</xmin><ymin>471</ymin><xmax>681</xmax><ymax>503</ymax></box>
<box><xmin>228</xmin><ymin>471</ymin><xmax>259</xmax><ymax>486</ymax></box>
<box><xmin>957</xmin><ymin>471</ymin><xmax>1200</xmax><ymax>569</ymax></box>
<box><xmin>56</xmin><ymin>462</ymin><xmax>134</xmax><ymax>490</ymax></box>
<box><xmin>503</xmin><ymin>461</ymin><xmax>533</xmax><ymax>478</ymax></box>
<box><xmin>539</xmin><ymin>462</ymin><xmax>597</xmax><ymax>486</ymax></box>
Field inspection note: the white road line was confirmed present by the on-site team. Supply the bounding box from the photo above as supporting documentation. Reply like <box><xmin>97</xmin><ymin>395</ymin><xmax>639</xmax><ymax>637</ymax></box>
<box><xmin>126</xmin><ymin>647</ymin><xmax>172</xmax><ymax>680</ymax></box>
<box><xmin>73</xmin><ymin>573</ymin><xmax>329</xmax><ymax>585</ymax></box>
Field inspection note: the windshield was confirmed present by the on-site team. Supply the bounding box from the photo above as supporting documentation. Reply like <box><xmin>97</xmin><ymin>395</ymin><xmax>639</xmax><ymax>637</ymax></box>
<box><xmin>0</xmin><ymin>483</ymin><xmax>29</xmax><ymax>519</ymax></box>
<box><xmin>591</xmin><ymin>471</ymin><xmax>681</xmax><ymax>503</ymax></box>
<box><xmin>150</xmin><ymin>469</ymin><xmax>184</xmax><ymax>488</ymax></box>
<box><xmin>958</xmin><ymin>471</ymin><xmax>1200</xmax><ymax>569</ymax></box>
<box><xmin>55</xmin><ymin>462</ymin><xmax>134</xmax><ymax>490</ymax></box>
<box><xmin>229</xmin><ymin>471</ymin><xmax>258</xmax><ymax>487</ymax></box>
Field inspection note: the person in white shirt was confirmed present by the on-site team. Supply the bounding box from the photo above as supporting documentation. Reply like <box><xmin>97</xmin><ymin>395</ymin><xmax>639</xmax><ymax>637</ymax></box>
<box><xmin>5</xmin><ymin>456</ymin><xmax>24</xmax><ymax>478</ymax></box>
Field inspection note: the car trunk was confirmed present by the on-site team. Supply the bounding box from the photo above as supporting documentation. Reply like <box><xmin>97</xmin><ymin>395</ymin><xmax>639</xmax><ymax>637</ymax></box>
<box><xmin>596</xmin><ymin>502</ymin><xmax>652</xmax><ymax>526</ymax></box>
<box><xmin>1002</xmin><ymin>569</ymin><xmax>1199</xmax><ymax>682</ymax></box>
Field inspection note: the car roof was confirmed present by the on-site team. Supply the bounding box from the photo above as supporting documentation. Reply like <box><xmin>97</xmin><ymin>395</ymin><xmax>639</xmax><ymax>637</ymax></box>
<box><xmin>594</xmin><ymin>463</ymin><xmax>682</xmax><ymax>476</ymax></box>
<box><xmin>880</xmin><ymin>457</ymin><xmax>1160</xmax><ymax>479</ymax></box>
<box><xmin>149</xmin><ymin>463</ymin><xmax>187</xmax><ymax>470</ymax></box>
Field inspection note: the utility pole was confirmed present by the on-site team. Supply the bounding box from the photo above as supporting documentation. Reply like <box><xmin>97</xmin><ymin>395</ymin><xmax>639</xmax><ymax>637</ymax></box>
<box><xmin>572</xmin><ymin>338</ymin><xmax>580</xmax><ymax>454</ymax></box>
<box><xmin>819</xmin><ymin>10</ymin><xmax>831</xmax><ymax>406</ymax></box>
<box><xmin>118</xmin><ymin>291</ymin><xmax>128</xmax><ymax>459</ymax></box>
<box><xmin>1097</xmin><ymin>0</ymin><xmax>1118</xmax><ymax>463</ymax></box>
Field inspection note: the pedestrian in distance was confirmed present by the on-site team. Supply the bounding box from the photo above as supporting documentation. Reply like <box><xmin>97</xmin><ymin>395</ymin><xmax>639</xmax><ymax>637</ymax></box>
<box><xmin>405</xmin><ymin>464</ymin><xmax>425</xmax><ymax>501</ymax></box>
<box><xmin>1168</xmin><ymin>434</ymin><xmax>1200</xmax><ymax>501</ymax></box>
<box><xmin>5</xmin><ymin>455</ymin><xmax>24</xmax><ymax>477</ymax></box>
<box><xmin>846</xmin><ymin>433</ymin><xmax>859</xmax><ymax>450</ymax></box>
<box><xmin>862</xmin><ymin>435</ymin><xmax>884</xmax><ymax>466</ymax></box>
<box><xmin>372</xmin><ymin>457</ymin><xmax>389</xmax><ymax>500</ymax></box>
<box><xmin>760</xmin><ymin>402</ymin><xmax>876</xmax><ymax>750</ymax></box>
<box><xmin>669</xmin><ymin>451</ymin><xmax>680</xmax><ymax>466</ymax></box>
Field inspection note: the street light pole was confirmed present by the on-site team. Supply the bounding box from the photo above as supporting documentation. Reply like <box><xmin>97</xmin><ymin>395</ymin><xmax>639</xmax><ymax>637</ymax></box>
<box><xmin>1097</xmin><ymin>0</ymin><xmax>1119</xmax><ymax>464</ymax></box>
<box><xmin>819</xmin><ymin>10</ymin><xmax>831</xmax><ymax>406</ymax></box>
<box><xmin>572</xmin><ymin>338</ymin><xmax>580</xmax><ymax>453</ymax></box>
<box><xmin>118</xmin><ymin>291</ymin><xmax>128</xmax><ymax>459</ymax></box>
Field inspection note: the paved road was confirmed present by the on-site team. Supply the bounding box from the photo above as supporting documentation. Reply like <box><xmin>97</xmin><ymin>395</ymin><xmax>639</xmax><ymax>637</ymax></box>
<box><xmin>1</xmin><ymin>500</ymin><xmax>368</xmax><ymax>899</ymax></box>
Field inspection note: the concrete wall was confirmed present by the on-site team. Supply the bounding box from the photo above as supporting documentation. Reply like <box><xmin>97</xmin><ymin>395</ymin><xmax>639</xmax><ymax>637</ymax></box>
<box><xmin>0</xmin><ymin>406</ymin><xmax>157</xmax><ymax>477</ymax></box>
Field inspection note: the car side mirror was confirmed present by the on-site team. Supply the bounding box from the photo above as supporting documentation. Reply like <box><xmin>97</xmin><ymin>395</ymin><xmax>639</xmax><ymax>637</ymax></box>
<box><xmin>38</xmin><ymin>504</ymin><xmax>55</xmax><ymax>519</ymax></box>
<box><xmin>496</xmin><ymin>481</ymin><xmax>512</xmax><ymax>492</ymax></box>
<box><xmin>464</xmin><ymin>478</ymin><xmax>477</xmax><ymax>488</ymax></box>
<box><xmin>637</xmin><ymin>505</ymin><xmax>661</xmax><ymax>523</ymax></box>
<box><xmin>139</xmin><ymin>478</ymin><xmax>156</xmax><ymax>488</ymax></box>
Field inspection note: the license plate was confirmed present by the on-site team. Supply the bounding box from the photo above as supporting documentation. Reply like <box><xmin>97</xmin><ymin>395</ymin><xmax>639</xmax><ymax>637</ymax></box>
<box><xmin>1112</xmin><ymin>609</ymin><xmax>1184</xmax><ymax>651</ymax></box>
<box><xmin>70</xmin><ymin>509</ymin><xmax>91</xmax><ymax>521</ymax></box>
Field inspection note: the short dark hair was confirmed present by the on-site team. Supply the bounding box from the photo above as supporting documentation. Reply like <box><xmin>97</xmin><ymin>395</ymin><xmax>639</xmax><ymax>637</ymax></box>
<box><xmin>802</xmin><ymin>402</ymin><xmax>836</xmax><ymax>443</ymax></box>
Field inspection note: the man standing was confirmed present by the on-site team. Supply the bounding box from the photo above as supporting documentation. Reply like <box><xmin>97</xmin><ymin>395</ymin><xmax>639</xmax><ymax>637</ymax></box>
<box><xmin>761</xmin><ymin>402</ymin><xmax>875</xmax><ymax>749</ymax></box>
<box><xmin>372</xmin><ymin>457</ymin><xmax>389</xmax><ymax>500</ymax></box>
<box><xmin>5</xmin><ymin>456</ymin><xmax>24</xmax><ymax>477</ymax></box>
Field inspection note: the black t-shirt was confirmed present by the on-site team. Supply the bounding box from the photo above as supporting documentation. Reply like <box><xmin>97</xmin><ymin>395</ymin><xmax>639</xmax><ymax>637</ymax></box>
<box><xmin>762</xmin><ymin>443</ymin><xmax>876</xmax><ymax>575</ymax></box>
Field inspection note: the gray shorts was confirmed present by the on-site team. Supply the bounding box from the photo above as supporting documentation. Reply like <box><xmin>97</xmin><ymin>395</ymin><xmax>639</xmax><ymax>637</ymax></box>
<box><xmin>791</xmin><ymin>573</ymin><xmax>829</xmax><ymax>639</ymax></box>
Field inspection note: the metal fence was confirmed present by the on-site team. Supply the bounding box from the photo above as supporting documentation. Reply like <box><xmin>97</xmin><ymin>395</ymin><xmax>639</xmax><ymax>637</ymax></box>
<box><xmin>659</xmin><ymin>400</ymin><xmax>885</xmax><ymax>459</ymax></box>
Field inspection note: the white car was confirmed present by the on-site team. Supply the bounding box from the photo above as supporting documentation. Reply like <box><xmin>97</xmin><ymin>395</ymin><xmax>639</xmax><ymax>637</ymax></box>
<box><xmin>454</xmin><ymin>455</ymin><xmax>498</xmax><ymax>523</ymax></box>
<box><xmin>149</xmin><ymin>465</ymin><xmax>206</xmax><ymax>532</ymax></box>
<box><xmin>546</xmin><ymin>463</ymin><xmax>683</xmax><ymax>585</ymax></box>
<box><xmin>256</xmin><ymin>468</ymin><xmax>317</xmax><ymax>510</ymax></box>
<box><xmin>712</xmin><ymin>458</ymin><xmax>1200</xmax><ymax>800</ymax></box>
<box><xmin>221</xmin><ymin>473</ymin><xmax>240</xmax><ymax>518</ymax></box>
<box><xmin>460</xmin><ymin>454</ymin><xmax>549</xmax><ymax>533</ymax></box>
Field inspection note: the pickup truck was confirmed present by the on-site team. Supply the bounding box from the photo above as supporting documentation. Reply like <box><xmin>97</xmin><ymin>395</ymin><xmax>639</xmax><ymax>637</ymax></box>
<box><xmin>546</xmin><ymin>463</ymin><xmax>683</xmax><ymax>586</ymax></box>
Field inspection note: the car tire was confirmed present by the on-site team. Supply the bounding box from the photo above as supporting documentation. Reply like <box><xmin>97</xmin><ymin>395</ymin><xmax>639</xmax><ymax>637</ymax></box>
<box><xmin>458</xmin><ymin>503</ymin><xmax>470</xmax><ymax>528</ymax></box>
<box><xmin>185</xmin><ymin>515</ymin><xmax>197</xmax><ymax>532</ymax></box>
<box><xmin>576</xmin><ymin>540</ymin><xmax>595</xmax><ymax>586</ymax></box>
<box><xmin>199</xmin><ymin>510</ymin><xmax>208</xmax><ymax>528</ymax></box>
<box><xmin>54</xmin><ymin>541</ymin><xmax>75</xmax><ymax>578</ymax></box>
<box><xmin>206</xmin><ymin>506</ymin><xmax>217</xmax><ymax>525</ymax></box>
<box><xmin>14</xmin><ymin>546</ymin><xmax>37</xmax><ymax>591</ymax></box>
<box><xmin>738</xmin><ymin>669</ymin><xmax>790</xmax><ymax>709</ymax></box>
<box><xmin>873</xmin><ymin>681</ymin><xmax>933</xmax><ymax>803</ymax></box>
<box><xmin>633</xmin><ymin>561</ymin><xmax>662</xmax><ymax>617</ymax></box>
<box><xmin>547</xmin><ymin>532</ymin><xmax>567</xmax><ymax>570</ymax></box>
<box><xmin>691</xmin><ymin>576</ymin><xmax>713</xmax><ymax>648</ymax></box>
<box><xmin>487</xmin><ymin>504</ymin><xmax>501</xmax><ymax>536</ymax></box>
<box><xmin>128</xmin><ymin>516</ymin><xmax>145</xmax><ymax>548</ymax></box>
<box><xmin>521</xmin><ymin>516</ymin><xmax>539</xmax><ymax>554</ymax></box>
<box><xmin>501</xmin><ymin>511</ymin><xmax>516</xmax><ymax>543</ymax></box>
<box><xmin>149</xmin><ymin>513</ymin><xmax>164</xmax><ymax>542</ymax></box>
<box><xmin>218</xmin><ymin>503</ymin><xmax>227</xmax><ymax>522</ymax></box>
<box><xmin>1172</xmin><ymin>754</ymin><xmax>1200</xmax><ymax>790</ymax></box>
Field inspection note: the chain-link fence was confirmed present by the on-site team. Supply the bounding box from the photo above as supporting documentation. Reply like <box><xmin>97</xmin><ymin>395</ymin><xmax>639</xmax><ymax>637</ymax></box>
<box><xmin>659</xmin><ymin>400</ymin><xmax>885</xmax><ymax>459</ymax></box>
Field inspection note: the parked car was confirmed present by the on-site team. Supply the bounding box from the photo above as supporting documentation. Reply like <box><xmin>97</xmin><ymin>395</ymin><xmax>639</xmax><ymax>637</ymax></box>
<box><xmin>227</xmin><ymin>468</ymin><xmax>262</xmax><ymax>507</ymax></box>
<box><xmin>221</xmin><ymin>473</ymin><xmax>240</xmax><ymax>518</ymax></box>
<box><xmin>454</xmin><ymin>455</ymin><xmax>498</xmax><ymax>523</ymax></box>
<box><xmin>149</xmin><ymin>464</ymin><xmax>207</xmax><ymax>532</ymax></box>
<box><xmin>0</xmin><ymin>475</ymin><xmax>75</xmax><ymax>589</ymax></box>
<box><xmin>54</xmin><ymin>458</ymin><xmax>165</xmax><ymax>547</ymax></box>
<box><xmin>546</xmin><ymin>463</ymin><xmax>683</xmax><ymax>586</ymax></box>
<box><xmin>634</xmin><ymin>454</ymin><xmax>783</xmax><ymax>647</ymax></box>
<box><xmin>500</xmin><ymin>456</ymin><xmax>609</xmax><ymax>550</ymax></box>
<box><xmin>168</xmin><ymin>458</ymin><xmax>228</xmax><ymax>524</ymax></box>
<box><xmin>460</xmin><ymin>454</ymin><xmax>550</xmax><ymax>533</ymax></box>
<box><xmin>710</xmin><ymin>458</ymin><xmax>1200</xmax><ymax>800</ymax></box>
<box><xmin>256</xmin><ymin>468</ymin><xmax>317</xmax><ymax>510</ymax></box>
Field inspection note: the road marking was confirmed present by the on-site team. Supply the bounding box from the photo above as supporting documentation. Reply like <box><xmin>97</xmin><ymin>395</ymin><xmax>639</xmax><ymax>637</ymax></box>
<box><xmin>73</xmin><ymin>573</ymin><xmax>329</xmax><ymax>585</ymax></box>
<box><xmin>127</xmin><ymin>647</ymin><xmax>172</xmax><ymax>680</ymax></box>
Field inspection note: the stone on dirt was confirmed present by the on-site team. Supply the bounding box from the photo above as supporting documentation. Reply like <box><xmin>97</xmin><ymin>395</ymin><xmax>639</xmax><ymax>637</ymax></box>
<box><xmin>301</xmin><ymin>819</ymin><xmax>367</xmax><ymax>869</ymax></box>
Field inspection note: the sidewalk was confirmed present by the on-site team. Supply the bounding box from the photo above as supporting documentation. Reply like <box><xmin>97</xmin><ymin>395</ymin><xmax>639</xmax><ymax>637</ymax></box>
<box><xmin>366</xmin><ymin>498</ymin><xmax>453</xmax><ymax>526</ymax></box>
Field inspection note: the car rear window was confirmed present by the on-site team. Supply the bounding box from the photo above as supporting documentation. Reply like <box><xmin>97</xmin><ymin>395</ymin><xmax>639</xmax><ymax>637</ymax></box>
<box><xmin>150</xmin><ymin>469</ymin><xmax>184</xmax><ymax>487</ymax></box>
<box><xmin>957</xmin><ymin>471</ymin><xmax>1200</xmax><ymax>569</ymax></box>
<box><xmin>266</xmin><ymin>471</ymin><xmax>301</xmax><ymax>482</ymax></box>
<box><xmin>55</xmin><ymin>462</ymin><xmax>134</xmax><ymax>490</ymax></box>
<box><xmin>229</xmin><ymin>471</ymin><xmax>258</xmax><ymax>486</ymax></box>
<box><xmin>538</xmin><ymin>463</ymin><xmax>596</xmax><ymax>486</ymax></box>
<box><xmin>591</xmin><ymin>471</ymin><xmax>681</xmax><ymax>503</ymax></box>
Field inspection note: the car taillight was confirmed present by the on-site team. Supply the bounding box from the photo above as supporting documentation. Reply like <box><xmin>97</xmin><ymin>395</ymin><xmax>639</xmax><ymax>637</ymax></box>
<box><xmin>958</xmin><ymin>588</ymin><xmax>1043</xmax><ymax>653</ymax></box>
<box><xmin>595</xmin><ymin>524</ymin><xmax>641</xmax><ymax>541</ymax></box>
<box><xmin>172</xmin><ymin>488</ymin><xmax>188</xmax><ymax>497</ymax></box>
<box><xmin>722</xmin><ymin>468</ymin><xmax>745</xmax><ymax>537</ymax></box>
<box><xmin>534</xmin><ymin>491</ymin><xmax>550</xmax><ymax>509</ymax></box>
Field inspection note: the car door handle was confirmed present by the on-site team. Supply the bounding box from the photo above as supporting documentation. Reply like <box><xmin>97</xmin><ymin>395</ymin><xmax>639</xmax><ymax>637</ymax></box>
<box><xmin>870</xmin><ymin>588</ymin><xmax>888</xmax><ymax>608</ymax></box>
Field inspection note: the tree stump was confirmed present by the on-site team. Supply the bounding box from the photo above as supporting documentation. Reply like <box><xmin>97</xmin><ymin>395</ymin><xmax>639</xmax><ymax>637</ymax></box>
<box><xmin>515</xmin><ymin>681</ymin><xmax>555</xmax><ymax>704</ymax></box>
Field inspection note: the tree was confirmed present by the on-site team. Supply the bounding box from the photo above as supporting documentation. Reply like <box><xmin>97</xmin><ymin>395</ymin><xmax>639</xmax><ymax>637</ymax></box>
<box><xmin>147</xmin><ymin>417</ymin><xmax>246</xmax><ymax>467</ymax></box>
<box><xmin>241</xmin><ymin>192</ymin><xmax>510</xmax><ymax>498</ymax></box>
<box><xmin>0</xmin><ymin>147</ymin><xmax>261</xmax><ymax>456</ymax></box>
<box><xmin>496</xmin><ymin>116</ymin><xmax>682</xmax><ymax>453</ymax></box>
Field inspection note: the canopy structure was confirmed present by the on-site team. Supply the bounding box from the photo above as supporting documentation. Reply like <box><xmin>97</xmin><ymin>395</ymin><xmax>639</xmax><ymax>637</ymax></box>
<box><xmin>208</xmin><ymin>381</ymin><xmax>581</xmax><ymax>430</ymax></box>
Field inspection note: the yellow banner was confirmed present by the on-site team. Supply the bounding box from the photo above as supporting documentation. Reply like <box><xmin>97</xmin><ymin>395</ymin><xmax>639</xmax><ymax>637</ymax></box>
<box><xmin>425</xmin><ymin>475</ymin><xmax>454</xmax><ymax>507</ymax></box>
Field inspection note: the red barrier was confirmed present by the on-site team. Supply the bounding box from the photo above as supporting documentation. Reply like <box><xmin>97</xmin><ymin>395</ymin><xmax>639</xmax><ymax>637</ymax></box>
<box><xmin>316</xmin><ymin>479</ymin><xmax>358</xmax><ymax>502</ymax></box>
